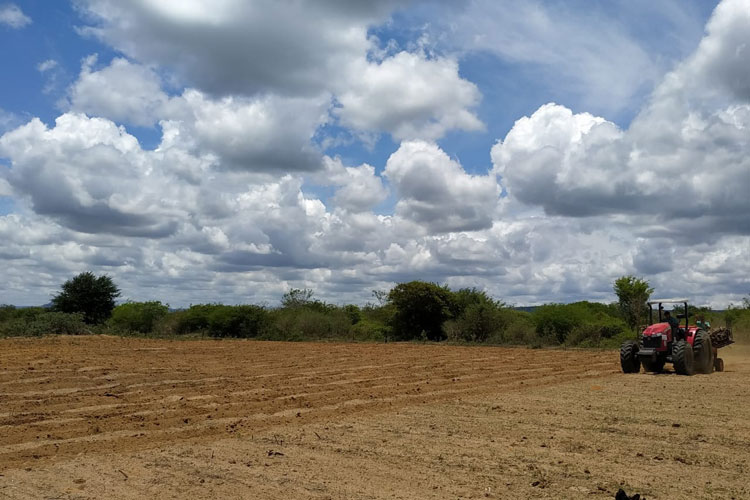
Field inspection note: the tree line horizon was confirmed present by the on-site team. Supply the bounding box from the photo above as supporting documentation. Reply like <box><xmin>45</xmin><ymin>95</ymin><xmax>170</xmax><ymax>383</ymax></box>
<box><xmin>1</xmin><ymin>272</ymin><xmax>749</xmax><ymax>346</ymax></box>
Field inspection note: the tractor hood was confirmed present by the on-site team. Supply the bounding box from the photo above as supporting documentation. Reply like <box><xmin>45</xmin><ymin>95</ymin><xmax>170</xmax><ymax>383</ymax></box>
<box><xmin>643</xmin><ymin>323</ymin><xmax>671</xmax><ymax>336</ymax></box>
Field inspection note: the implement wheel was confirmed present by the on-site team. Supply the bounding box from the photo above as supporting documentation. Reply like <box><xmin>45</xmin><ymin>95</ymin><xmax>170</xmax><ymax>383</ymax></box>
<box><xmin>620</xmin><ymin>340</ymin><xmax>641</xmax><ymax>373</ymax></box>
<box><xmin>673</xmin><ymin>340</ymin><xmax>695</xmax><ymax>376</ymax></box>
<box><xmin>714</xmin><ymin>358</ymin><xmax>724</xmax><ymax>372</ymax></box>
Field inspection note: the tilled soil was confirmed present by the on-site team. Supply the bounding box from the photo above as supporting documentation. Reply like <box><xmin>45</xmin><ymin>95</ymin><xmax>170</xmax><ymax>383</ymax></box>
<box><xmin>0</xmin><ymin>336</ymin><xmax>748</xmax><ymax>499</ymax></box>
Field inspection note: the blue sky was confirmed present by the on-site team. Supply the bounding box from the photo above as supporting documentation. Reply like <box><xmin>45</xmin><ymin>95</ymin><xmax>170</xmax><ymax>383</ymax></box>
<box><xmin>1</xmin><ymin>0</ymin><xmax>749</xmax><ymax>307</ymax></box>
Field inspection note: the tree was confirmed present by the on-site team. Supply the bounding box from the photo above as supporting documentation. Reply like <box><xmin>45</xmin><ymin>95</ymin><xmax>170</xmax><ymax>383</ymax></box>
<box><xmin>613</xmin><ymin>276</ymin><xmax>653</xmax><ymax>331</ymax></box>
<box><xmin>51</xmin><ymin>272</ymin><xmax>120</xmax><ymax>324</ymax></box>
<box><xmin>450</xmin><ymin>287</ymin><xmax>503</xmax><ymax>317</ymax></box>
<box><xmin>371</xmin><ymin>290</ymin><xmax>388</xmax><ymax>306</ymax></box>
<box><xmin>281</xmin><ymin>288</ymin><xmax>315</xmax><ymax>308</ymax></box>
<box><xmin>387</xmin><ymin>281</ymin><xmax>454</xmax><ymax>341</ymax></box>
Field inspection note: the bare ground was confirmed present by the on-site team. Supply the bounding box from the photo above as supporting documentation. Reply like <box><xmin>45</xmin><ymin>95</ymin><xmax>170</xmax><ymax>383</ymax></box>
<box><xmin>0</xmin><ymin>336</ymin><xmax>748</xmax><ymax>499</ymax></box>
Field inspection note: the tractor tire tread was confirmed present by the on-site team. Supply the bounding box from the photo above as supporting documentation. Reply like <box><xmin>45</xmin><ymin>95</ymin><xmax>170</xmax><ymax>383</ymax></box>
<box><xmin>673</xmin><ymin>340</ymin><xmax>695</xmax><ymax>376</ymax></box>
<box><xmin>620</xmin><ymin>340</ymin><xmax>641</xmax><ymax>374</ymax></box>
<box><xmin>692</xmin><ymin>330</ymin><xmax>714</xmax><ymax>374</ymax></box>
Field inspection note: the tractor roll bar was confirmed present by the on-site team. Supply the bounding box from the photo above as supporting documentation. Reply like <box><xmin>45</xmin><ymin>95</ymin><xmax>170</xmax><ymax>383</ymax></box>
<box><xmin>648</xmin><ymin>300</ymin><xmax>689</xmax><ymax>330</ymax></box>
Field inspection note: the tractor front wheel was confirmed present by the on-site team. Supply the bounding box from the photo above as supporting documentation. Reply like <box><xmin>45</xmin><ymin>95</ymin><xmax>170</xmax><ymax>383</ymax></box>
<box><xmin>673</xmin><ymin>340</ymin><xmax>695</xmax><ymax>376</ymax></box>
<box><xmin>620</xmin><ymin>340</ymin><xmax>641</xmax><ymax>373</ymax></box>
<box><xmin>692</xmin><ymin>330</ymin><xmax>714</xmax><ymax>374</ymax></box>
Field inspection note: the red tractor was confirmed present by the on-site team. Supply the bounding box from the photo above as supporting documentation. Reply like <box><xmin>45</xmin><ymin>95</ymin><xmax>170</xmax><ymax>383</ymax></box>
<box><xmin>620</xmin><ymin>299</ymin><xmax>733</xmax><ymax>375</ymax></box>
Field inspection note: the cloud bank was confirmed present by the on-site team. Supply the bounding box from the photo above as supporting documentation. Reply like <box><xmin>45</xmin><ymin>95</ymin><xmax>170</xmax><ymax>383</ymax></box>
<box><xmin>0</xmin><ymin>0</ymin><xmax>748</xmax><ymax>308</ymax></box>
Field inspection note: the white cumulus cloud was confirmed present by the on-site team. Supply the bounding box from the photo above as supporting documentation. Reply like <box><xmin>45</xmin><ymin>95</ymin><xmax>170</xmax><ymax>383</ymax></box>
<box><xmin>492</xmin><ymin>0</ymin><xmax>750</xmax><ymax>239</ymax></box>
<box><xmin>0</xmin><ymin>3</ymin><xmax>31</xmax><ymax>28</ymax></box>
<box><xmin>386</xmin><ymin>140</ymin><xmax>501</xmax><ymax>233</ymax></box>
<box><xmin>68</xmin><ymin>56</ymin><xmax>169</xmax><ymax>127</ymax></box>
<box><xmin>335</xmin><ymin>51</ymin><xmax>483</xmax><ymax>141</ymax></box>
<box><xmin>319</xmin><ymin>157</ymin><xmax>388</xmax><ymax>213</ymax></box>
<box><xmin>161</xmin><ymin>90</ymin><xmax>330</xmax><ymax>172</ymax></box>
<box><xmin>0</xmin><ymin>113</ymin><xmax>191</xmax><ymax>237</ymax></box>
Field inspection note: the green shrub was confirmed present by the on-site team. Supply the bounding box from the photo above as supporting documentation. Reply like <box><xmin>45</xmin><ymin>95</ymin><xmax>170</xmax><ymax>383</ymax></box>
<box><xmin>350</xmin><ymin>320</ymin><xmax>389</xmax><ymax>342</ymax></box>
<box><xmin>564</xmin><ymin>316</ymin><xmax>628</xmax><ymax>347</ymax></box>
<box><xmin>598</xmin><ymin>330</ymin><xmax>636</xmax><ymax>349</ymax></box>
<box><xmin>206</xmin><ymin>305</ymin><xmax>269</xmax><ymax>338</ymax></box>
<box><xmin>442</xmin><ymin>319</ymin><xmax>461</xmax><ymax>342</ymax></box>
<box><xmin>445</xmin><ymin>302</ymin><xmax>503</xmax><ymax>343</ymax></box>
<box><xmin>0</xmin><ymin>305</ymin><xmax>18</xmax><ymax>323</ymax></box>
<box><xmin>0</xmin><ymin>306</ymin><xmax>47</xmax><ymax>323</ymax></box>
<box><xmin>533</xmin><ymin>303</ymin><xmax>583</xmax><ymax>343</ymax></box>
<box><xmin>171</xmin><ymin>304</ymin><xmax>214</xmax><ymax>334</ymax></box>
<box><xmin>343</xmin><ymin>304</ymin><xmax>362</xmax><ymax>325</ymax></box>
<box><xmin>30</xmin><ymin>312</ymin><xmax>87</xmax><ymax>335</ymax></box>
<box><xmin>360</xmin><ymin>303</ymin><xmax>395</xmax><ymax>327</ymax></box>
<box><xmin>0</xmin><ymin>311</ymin><xmax>87</xmax><ymax>337</ymax></box>
<box><xmin>0</xmin><ymin>318</ymin><xmax>27</xmax><ymax>337</ymax></box>
<box><xmin>162</xmin><ymin>304</ymin><xmax>269</xmax><ymax>338</ymax></box>
<box><xmin>110</xmin><ymin>301</ymin><xmax>169</xmax><ymax>333</ymax></box>
<box><xmin>531</xmin><ymin>301</ymin><xmax>628</xmax><ymax>345</ymax></box>
<box><xmin>565</xmin><ymin>324</ymin><xmax>605</xmax><ymax>347</ymax></box>
<box><xmin>266</xmin><ymin>307</ymin><xmax>351</xmax><ymax>341</ymax></box>
<box><xmin>494</xmin><ymin>310</ymin><xmax>536</xmax><ymax>344</ymax></box>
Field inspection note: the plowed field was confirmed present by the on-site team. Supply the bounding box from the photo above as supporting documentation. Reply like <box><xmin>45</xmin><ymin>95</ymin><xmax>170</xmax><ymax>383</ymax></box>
<box><xmin>1</xmin><ymin>336</ymin><xmax>748</xmax><ymax>499</ymax></box>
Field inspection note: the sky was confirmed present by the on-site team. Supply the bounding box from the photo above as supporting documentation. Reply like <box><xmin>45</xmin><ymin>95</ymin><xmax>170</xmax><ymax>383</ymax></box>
<box><xmin>0</xmin><ymin>0</ymin><xmax>748</xmax><ymax>308</ymax></box>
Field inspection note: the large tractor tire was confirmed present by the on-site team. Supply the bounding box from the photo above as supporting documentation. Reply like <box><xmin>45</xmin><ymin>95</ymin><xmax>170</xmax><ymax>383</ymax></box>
<box><xmin>620</xmin><ymin>340</ymin><xmax>641</xmax><ymax>373</ymax></box>
<box><xmin>642</xmin><ymin>357</ymin><xmax>665</xmax><ymax>373</ymax></box>
<box><xmin>692</xmin><ymin>330</ymin><xmax>715</xmax><ymax>374</ymax></box>
<box><xmin>673</xmin><ymin>340</ymin><xmax>695</xmax><ymax>376</ymax></box>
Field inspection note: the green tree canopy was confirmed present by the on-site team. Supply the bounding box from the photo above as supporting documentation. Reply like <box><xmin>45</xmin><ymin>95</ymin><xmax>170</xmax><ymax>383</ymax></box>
<box><xmin>51</xmin><ymin>272</ymin><xmax>121</xmax><ymax>324</ymax></box>
<box><xmin>613</xmin><ymin>275</ymin><xmax>653</xmax><ymax>331</ymax></box>
<box><xmin>450</xmin><ymin>287</ymin><xmax>502</xmax><ymax>316</ymax></box>
<box><xmin>281</xmin><ymin>288</ymin><xmax>315</xmax><ymax>308</ymax></box>
<box><xmin>387</xmin><ymin>281</ymin><xmax>454</xmax><ymax>341</ymax></box>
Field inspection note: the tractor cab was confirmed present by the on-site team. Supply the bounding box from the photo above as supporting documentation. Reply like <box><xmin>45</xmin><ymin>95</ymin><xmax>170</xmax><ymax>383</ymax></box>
<box><xmin>642</xmin><ymin>299</ymin><xmax>693</xmax><ymax>346</ymax></box>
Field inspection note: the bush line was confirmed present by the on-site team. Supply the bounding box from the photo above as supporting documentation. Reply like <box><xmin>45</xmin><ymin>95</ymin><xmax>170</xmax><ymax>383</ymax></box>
<box><xmin>2</xmin><ymin>282</ymin><xmax>748</xmax><ymax>347</ymax></box>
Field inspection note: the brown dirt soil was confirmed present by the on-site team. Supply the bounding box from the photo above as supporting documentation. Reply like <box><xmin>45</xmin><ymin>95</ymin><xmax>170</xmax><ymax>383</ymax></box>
<box><xmin>0</xmin><ymin>336</ymin><xmax>748</xmax><ymax>499</ymax></box>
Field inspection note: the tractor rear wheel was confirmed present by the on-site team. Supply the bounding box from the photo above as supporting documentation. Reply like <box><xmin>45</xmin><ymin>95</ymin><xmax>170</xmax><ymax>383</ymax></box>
<box><xmin>692</xmin><ymin>330</ymin><xmax>714</xmax><ymax>374</ymax></box>
<box><xmin>642</xmin><ymin>357</ymin><xmax>665</xmax><ymax>373</ymax></box>
<box><xmin>620</xmin><ymin>340</ymin><xmax>641</xmax><ymax>373</ymax></box>
<box><xmin>673</xmin><ymin>340</ymin><xmax>695</xmax><ymax>375</ymax></box>
<box><xmin>714</xmin><ymin>358</ymin><xmax>724</xmax><ymax>372</ymax></box>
